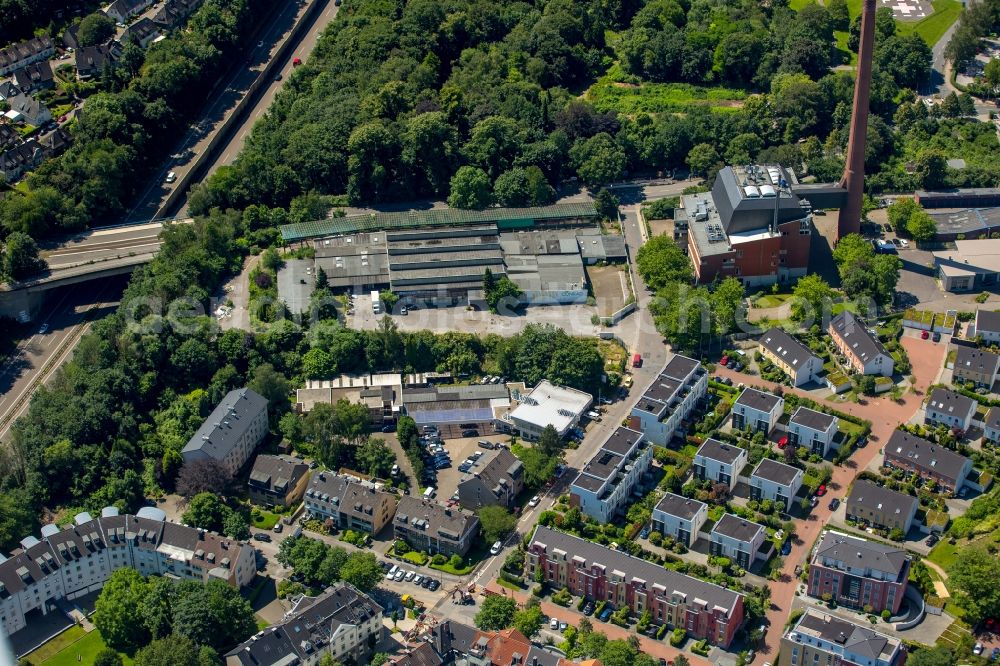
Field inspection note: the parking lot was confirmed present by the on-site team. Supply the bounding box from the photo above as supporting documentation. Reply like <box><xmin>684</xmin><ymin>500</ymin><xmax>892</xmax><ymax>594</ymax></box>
<box><xmin>424</xmin><ymin>433</ymin><xmax>513</xmax><ymax>501</ymax></box>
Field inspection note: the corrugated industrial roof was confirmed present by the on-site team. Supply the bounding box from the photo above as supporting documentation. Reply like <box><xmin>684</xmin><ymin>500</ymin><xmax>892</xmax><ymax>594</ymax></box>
<box><xmin>280</xmin><ymin>203</ymin><xmax>598</xmax><ymax>242</ymax></box>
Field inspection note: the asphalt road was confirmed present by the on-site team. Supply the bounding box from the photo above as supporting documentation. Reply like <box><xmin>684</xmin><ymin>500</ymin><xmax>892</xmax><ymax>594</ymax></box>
<box><xmin>40</xmin><ymin>222</ymin><xmax>173</xmax><ymax>272</ymax></box>
<box><xmin>0</xmin><ymin>281</ymin><xmax>123</xmax><ymax>442</ymax></box>
<box><xmin>125</xmin><ymin>0</ymin><xmax>341</xmax><ymax>222</ymax></box>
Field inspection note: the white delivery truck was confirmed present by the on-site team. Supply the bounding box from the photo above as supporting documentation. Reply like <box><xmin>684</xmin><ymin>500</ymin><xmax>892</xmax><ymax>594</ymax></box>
<box><xmin>371</xmin><ymin>290</ymin><xmax>381</xmax><ymax>314</ymax></box>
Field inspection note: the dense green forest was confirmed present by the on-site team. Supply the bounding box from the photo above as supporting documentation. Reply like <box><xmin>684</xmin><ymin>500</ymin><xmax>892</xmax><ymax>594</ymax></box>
<box><xmin>185</xmin><ymin>0</ymin><xmax>996</xmax><ymax>220</ymax></box>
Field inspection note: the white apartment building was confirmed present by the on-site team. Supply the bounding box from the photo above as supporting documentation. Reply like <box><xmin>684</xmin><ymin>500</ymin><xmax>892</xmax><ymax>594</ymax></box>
<box><xmin>629</xmin><ymin>355</ymin><xmax>708</xmax><ymax>446</ymax></box>
<box><xmin>787</xmin><ymin>407</ymin><xmax>839</xmax><ymax>457</ymax></box>
<box><xmin>732</xmin><ymin>388</ymin><xmax>784</xmax><ymax>434</ymax></box>
<box><xmin>750</xmin><ymin>458</ymin><xmax>804</xmax><ymax>511</ymax></box>
<box><xmin>0</xmin><ymin>507</ymin><xmax>255</xmax><ymax>639</ymax></box>
<box><xmin>651</xmin><ymin>493</ymin><xmax>708</xmax><ymax>547</ymax></box>
<box><xmin>570</xmin><ymin>428</ymin><xmax>651</xmax><ymax>522</ymax></box>
<box><xmin>508</xmin><ymin>380</ymin><xmax>592</xmax><ymax>440</ymax></box>
<box><xmin>709</xmin><ymin>514</ymin><xmax>768</xmax><ymax>570</ymax></box>
<box><xmin>693</xmin><ymin>439</ymin><xmax>748</xmax><ymax>490</ymax></box>
<box><xmin>182</xmin><ymin>387</ymin><xmax>269</xmax><ymax>476</ymax></box>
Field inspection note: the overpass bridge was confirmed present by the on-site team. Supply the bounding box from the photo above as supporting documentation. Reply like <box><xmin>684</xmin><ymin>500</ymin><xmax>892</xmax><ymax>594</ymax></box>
<box><xmin>0</xmin><ymin>218</ymin><xmax>190</xmax><ymax>320</ymax></box>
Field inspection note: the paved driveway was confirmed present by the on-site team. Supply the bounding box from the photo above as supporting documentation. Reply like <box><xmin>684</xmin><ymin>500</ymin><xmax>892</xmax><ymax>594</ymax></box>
<box><xmin>716</xmin><ymin>334</ymin><xmax>945</xmax><ymax>666</ymax></box>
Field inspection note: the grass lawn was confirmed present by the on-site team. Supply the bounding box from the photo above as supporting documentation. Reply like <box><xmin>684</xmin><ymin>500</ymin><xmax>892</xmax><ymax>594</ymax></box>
<box><xmin>251</xmin><ymin>509</ymin><xmax>281</xmax><ymax>530</ymax></box>
<box><xmin>36</xmin><ymin>630</ymin><xmax>132</xmax><ymax>666</ymax></box>
<box><xmin>586</xmin><ymin>64</ymin><xmax>747</xmax><ymax>115</ymax></box>
<box><xmin>897</xmin><ymin>0</ymin><xmax>963</xmax><ymax>46</ymax></box>
<box><xmin>927</xmin><ymin>540</ymin><xmax>960</xmax><ymax>570</ymax></box>
<box><xmin>837</xmin><ymin>419</ymin><xmax>866</xmax><ymax>437</ymax></box>
<box><xmin>755</xmin><ymin>293</ymin><xmax>794</xmax><ymax>308</ymax></box>
<box><xmin>831</xmin><ymin>300</ymin><xmax>861</xmax><ymax>316</ymax></box>
<box><xmin>25</xmin><ymin>626</ymin><xmax>86</xmax><ymax>663</ymax></box>
<box><xmin>430</xmin><ymin>560</ymin><xmax>475</xmax><ymax>575</ymax></box>
<box><xmin>401</xmin><ymin>550</ymin><xmax>429</xmax><ymax>566</ymax></box>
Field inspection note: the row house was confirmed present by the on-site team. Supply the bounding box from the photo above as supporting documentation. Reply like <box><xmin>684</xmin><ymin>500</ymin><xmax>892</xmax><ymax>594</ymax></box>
<box><xmin>828</xmin><ymin>311</ymin><xmax>894</xmax><ymax>377</ymax></box>
<box><xmin>758</xmin><ymin>328</ymin><xmax>823</xmax><ymax>387</ymax></box>
<box><xmin>985</xmin><ymin>406</ymin><xmax>1000</xmax><ymax>445</ymax></box>
<box><xmin>731</xmin><ymin>388</ymin><xmax>783</xmax><ymax>434</ymax></box>
<box><xmin>0</xmin><ymin>506</ymin><xmax>255</xmax><ymax>638</ymax></box>
<box><xmin>526</xmin><ymin>526</ymin><xmax>745</xmax><ymax>648</ymax></box>
<box><xmin>304</xmin><ymin>472</ymin><xmax>398</xmax><ymax>535</ymax></box>
<box><xmin>924</xmin><ymin>387</ymin><xmax>976</xmax><ymax>432</ymax></box>
<box><xmin>629</xmin><ymin>355</ymin><xmax>708</xmax><ymax>446</ymax></box>
<box><xmin>845</xmin><ymin>480</ymin><xmax>918</xmax><ymax>533</ymax></box>
<box><xmin>0</xmin><ymin>36</ymin><xmax>54</xmax><ymax>77</ymax></box>
<box><xmin>882</xmin><ymin>430</ymin><xmax>972</xmax><ymax>494</ymax></box>
<box><xmin>952</xmin><ymin>346</ymin><xmax>1000</xmax><ymax>389</ymax></box>
<box><xmin>787</xmin><ymin>406</ymin><xmax>839</xmax><ymax>457</ymax></box>
<box><xmin>457</xmin><ymin>447</ymin><xmax>524</xmax><ymax>511</ymax></box>
<box><xmin>247</xmin><ymin>454</ymin><xmax>310</xmax><ymax>509</ymax></box>
<box><xmin>807</xmin><ymin>530</ymin><xmax>910</xmax><ymax>614</ymax></box>
<box><xmin>570</xmin><ymin>427</ymin><xmax>651</xmax><ymax>522</ymax></box>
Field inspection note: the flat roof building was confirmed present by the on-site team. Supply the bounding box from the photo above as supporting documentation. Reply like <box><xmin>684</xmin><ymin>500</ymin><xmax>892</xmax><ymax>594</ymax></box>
<box><xmin>570</xmin><ymin>427</ymin><xmax>651</xmax><ymax>522</ymax></box>
<box><xmin>934</xmin><ymin>239</ymin><xmax>1000</xmax><ymax>292</ymax></box>
<box><xmin>506</xmin><ymin>380</ymin><xmax>592</xmax><ymax>440</ymax></box>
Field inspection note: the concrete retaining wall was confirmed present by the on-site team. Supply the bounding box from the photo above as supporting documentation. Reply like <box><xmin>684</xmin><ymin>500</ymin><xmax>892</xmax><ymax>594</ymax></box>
<box><xmin>156</xmin><ymin>0</ymin><xmax>328</xmax><ymax>218</ymax></box>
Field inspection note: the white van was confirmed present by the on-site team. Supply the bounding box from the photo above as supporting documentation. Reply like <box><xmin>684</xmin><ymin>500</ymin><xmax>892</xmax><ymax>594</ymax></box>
<box><xmin>371</xmin><ymin>290</ymin><xmax>381</xmax><ymax>314</ymax></box>
<box><xmin>423</xmin><ymin>486</ymin><xmax>436</xmax><ymax>499</ymax></box>
<box><xmin>165</xmin><ymin>171</ymin><xmax>177</xmax><ymax>183</ymax></box>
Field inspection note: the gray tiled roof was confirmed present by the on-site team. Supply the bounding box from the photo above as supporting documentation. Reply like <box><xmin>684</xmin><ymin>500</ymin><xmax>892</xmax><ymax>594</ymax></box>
<box><xmin>249</xmin><ymin>454</ymin><xmax>309</xmax><ymax>492</ymax></box>
<box><xmin>885</xmin><ymin>429</ymin><xmax>970</xmax><ymax>483</ymax></box>
<box><xmin>182</xmin><ymin>387</ymin><xmax>268</xmax><ymax>461</ymax></box>
<box><xmin>792</xmin><ymin>607</ymin><xmax>901</xmax><ymax>662</ymax></box>
<box><xmin>654</xmin><ymin>492</ymin><xmax>707</xmax><ymax>521</ymax></box>
<box><xmin>695</xmin><ymin>438</ymin><xmax>746</xmax><ymax>465</ymax></box>
<box><xmin>734</xmin><ymin>387</ymin><xmax>782</xmax><ymax>413</ymax></box>
<box><xmin>759</xmin><ymin>328</ymin><xmax>820</xmax><ymax>370</ymax></box>
<box><xmin>846</xmin><ymin>480</ymin><xmax>917</xmax><ymax>519</ymax></box>
<box><xmin>752</xmin><ymin>458</ymin><xmax>802</xmax><ymax>487</ymax></box>
<box><xmin>712</xmin><ymin>513</ymin><xmax>766</xmax><ymax>543</ymax></box>
<box><xmin>395</xmin><ymin>496</ymin><xmax>477</xmax><ymax>540</ymax></box>
<box><xmin>813</xmin><ymin>530</ymin><xmax>909</xmax><ymax>578</ymax></box>
<box><xmin>530</xmin><ymin>526</ymin><xmax>743</xmax><ymax>616</ymax></box>
<box><xmin>829</xmin><ymin>311</ymin><xmax>889</xmax><ymax>365</ymax></box>
<box><xmin>926</xmin><ymin>387</ymin><xmax>976</xmax><ymax>419</ymax></box>
<box><xmin>954</xmin><ymin>346</ymin><xmax>1000</xmax><ymax>376</ymax></box>
<box><xmin>986</xmin><ymin>406</ymin><xmax>1000</xmax><ymax>431</ymax></box>
<box><xmin>976</xmin><ymin>309</ymin><xmax>1000</xmax><ymax>335</ymax></box>
<box><xmin>789</xmin><ymin>406</ymin><xmax>836</xmax><ymax>432</ymax></box>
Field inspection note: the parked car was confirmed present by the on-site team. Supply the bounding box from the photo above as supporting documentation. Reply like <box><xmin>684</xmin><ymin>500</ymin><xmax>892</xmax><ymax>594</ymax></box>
<box><xmin>720</xmin><ymin>356</ymin><xmax>729</xmax><ymax>366</ymax></box>
<box><xmin>422</xmin><ymin>577</ymin><xmax>433</xmax><ymax>588</ymax></box>
<box><xmin>777</xmin><ymin>436</ymin><xmax>788</xmax><ymax>449</ymax></box>
<box><xmin>165</xmin><ymin>171</ymin><xmax>177</xmax><ymax>183</ymax></box>
<box><xmin>404</xmin><ymin>571</ymin><xmax>416</xmax><ymax>582</ymax></box>
<box><xmin>529</xmin><ymin>495</ymin><xmax>541</xmax><ymax>508</ymax></box>
<box><xmin>253</xmin><ymin>533</ymin><xmax>271</xmax><ymax>542</ymax></box>
<box><xmin>639</xmin><ymin>527</ymin><xmax>650</xmax><ymax>539</ymax></box>
<box><xmin>921</xmin><ymin>330</ymin><xmax>929</xmax><ymax>339</ymax></box>
<box><xmin>583</xmin><ymin>602</ymin><xmax>595</xmax><ymax>616</ymax></box>
<box><xmin>386</xmin><ymin>565</ymin><xmax>399</xmax><ymax>579</ymax></box>
<box><xmin>781</xmin><ymin>540</ymin><xmax>791</xmax><ymax>556</ymax></box>
<box><xmin>478</xmin><ymin>440</ymin><xmax>494</xmax><ymax>450</ymax></box>
<box><xmin>413</xmin><ymin>574</ymin><xmax>423</xmax><ymax>585</ymax></box>
<box><xmin>429</xmin><ymin>580</ymin><xmax>440</xmax><ymax>591</ymax></box>
<box><xmin>926</xmin><ymin>533</ymin><xmax>939</xmax><ymax>546</ymax></box>
<box><xmin>490</xmin><ymin>541</ymin><xmax>502</xmax><ymax>555</ymax></box>
<box><xmin>462</xmin><ymin>429</ymin><xmax>479</xmax><ymax>437</ymax></box>
<box><xmin>828</xmin><ymin>498</ymin><xmax>840</xmax><ymax>511</ymax></box>
<box><xmin>272</xmin><ymin>523</ymin><xmax>283</xmax><ymax>533</ymax></box>
<box><xmin>815</xmin><ymin>484</ymin><xmax>827</xmax><ymax>496</ymax></box>
<box><xmin>974</xmin><ymin>643</ymin><xmax>984</xmax><ymax>656</ymax></box>
<box><xmin>599</xmin><ymin>607</ymin><xmax>614</xmax><ymax>622</ymax></box>
<box><xmin>932</xmin><ymin>331</ymin><xmax>941</xmax><ymax>342</ymax></box>
<box><xmin>550</xmin><ymin>617</ymin><xmax>559</xmax><ymax>630</ymax></box>
<box><xmin>559</xmin><ymin>621</ymin><xmax>568</xmax><ymax>632</ymax></box>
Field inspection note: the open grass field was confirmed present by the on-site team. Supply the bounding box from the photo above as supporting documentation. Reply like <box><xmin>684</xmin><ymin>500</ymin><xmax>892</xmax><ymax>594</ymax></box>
<box><xmin>31</xmin><ymin>629</ymin><xmax>132</xmax><ymax>666</ymax></box>
<box><xmin>586</xmin><ymin>65</ymin><xmax>747</xmax><ymax>115</ymax></box>
<box><xmin>794</xmin><ymin>0</ymin><xmax>961</xmax><ymax>49</ymax></box>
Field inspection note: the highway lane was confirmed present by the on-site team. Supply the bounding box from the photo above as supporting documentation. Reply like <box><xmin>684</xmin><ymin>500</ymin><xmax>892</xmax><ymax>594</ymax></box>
<box><xmin>126</xmin><ymin>0</ymin><xmax>341</xmax><ymax>221</ymax></box>
<box><xmin>40</xmin><ymin>221</ymin><xmax>176</xmax><ymax>271</ymax></box>
<box><xmin>0</xmin><ymin>281</ymin><xmax>124</xmax><ymax>442</ymax></box>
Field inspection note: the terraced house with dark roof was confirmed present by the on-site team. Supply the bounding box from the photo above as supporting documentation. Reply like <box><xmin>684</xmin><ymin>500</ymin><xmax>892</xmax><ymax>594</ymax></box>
<box><xmin>457</xmin><ymin>447</ymin><xmax>524</xmax><ymax>511</ymax></box>
<box><xmin>693</xmin><ymin>438</ymin><xmax>748</xmax><ymax>490</ymax></box>
<box><xmin>952</xmin><ymin>346</ymin><xmax>1000</xmax><ymax>389</ymax></box>
<box><xmin>973</xmin><ymin>309</ymin><xmax>1000</xmax><ymax>345</ymax></box>
<box><xmin>304</xmin><ymin>472</ymin><xmax>399</xmax><ymax>535</ymax></box>
<box><xmin>526</xmin><ymin>526</ymin><xmax>745</xmax><ymax>647</ymax></box>
<box><xmin>393</xmin><ymin>497</ymin><xmax>479</xmax><ymax>557</ymax></box>
<box><xmin>883</xmin><ymin>430</ymin><xmax>972</xmax><ymax>493</ymax></box>
<box><xmin>845</xmin><ymin>480</ymin><xmax>918</xmax><ymax>533</ymax></box>
<box><xmin>758</xmin><ymin>328</ymin><xmax>823</xmax><ymax>387</ymax></box>
<box><xmin>709</xmin><ymin>514</ymin><xmax>769</xmax><ymax>570</ymax></box>
<box><xmin>247</xmin><ymin>454</ymin><xmax>310</xmax><ymax>509</ymax></box>
<box><xmin>924</xmin><ymin>387</ymin><xmax>976</xmax><ymax>432</ymax></box>
<box><xmin>807</xmin><ymin>531</ymin><xmax>910</xmax><ymax>614</ymax></box>
<box><xmin>828</xmin><ymin>311</ymin><xmax>894</xmax><ymax>377</ymax></box>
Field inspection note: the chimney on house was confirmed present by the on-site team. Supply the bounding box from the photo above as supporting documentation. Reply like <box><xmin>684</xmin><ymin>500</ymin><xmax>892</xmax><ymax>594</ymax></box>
<box><xmin>837</xmin><ymin>0</ymin><xmax>877</xmax><ymax>239</ymax></box>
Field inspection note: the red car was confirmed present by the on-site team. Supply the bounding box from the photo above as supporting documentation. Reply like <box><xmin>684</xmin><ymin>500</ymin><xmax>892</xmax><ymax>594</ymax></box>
<box><xmin>720</xmin><ymin>356</ymin><xmax>729</xmax><ymax>366</ymax></box>
<box><xmin>292</xmin><ymin>57</ymin><xmax>302</xmax><ymax>66</ymax></box>
<box><xmin>777</xmin><ymin>436</ymin><xmax>788</xmax><ymax>449</ymax></box>
<box><xmin>816</xmin><ymin>485</ymin><xmax>827</xmax><ymax>497</ymax></box>
<box><xmin>921</xmin><ymin>330</ymin><xmax>929</xmax><ymax>339</ymax></box>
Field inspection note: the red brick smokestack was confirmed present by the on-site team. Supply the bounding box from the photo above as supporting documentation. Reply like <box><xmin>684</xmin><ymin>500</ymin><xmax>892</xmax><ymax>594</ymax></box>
<box><xmin>838</xmin><ymin>0</ymin><xmax>877</xmax><ymax>239</ymax></box>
